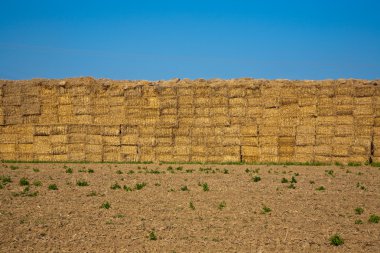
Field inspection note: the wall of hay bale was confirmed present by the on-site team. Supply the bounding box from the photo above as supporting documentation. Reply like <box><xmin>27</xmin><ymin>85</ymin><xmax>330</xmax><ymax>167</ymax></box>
<box><xmin>0</xmin><ymin>77</ymin><xmax>379</xmax><ymax>164</ymax></box>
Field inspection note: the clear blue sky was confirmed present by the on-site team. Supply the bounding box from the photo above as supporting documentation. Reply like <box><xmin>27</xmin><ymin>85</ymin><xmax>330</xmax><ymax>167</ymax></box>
<box><xmin>0</xmin><ymin>0</ymin><xmax>379</xmax><ymax>80</ymax></box>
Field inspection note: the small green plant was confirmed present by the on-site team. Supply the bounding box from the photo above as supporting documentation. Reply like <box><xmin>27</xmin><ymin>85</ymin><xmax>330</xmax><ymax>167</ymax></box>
<box><xmin>355</xmin><ymin>219</ymin><xmax>363</xmax><ymax>224</ymax></box>
<box><xmin>309</xmin><ymin>180</ymin><xmax>315</xmax><ymax>184</ymax></box>
<box><xmin>262</xmin><ymin>206</ymin><xmax>271</xmax><ymax>214</ymax></box>
<box><xmin>33</xmin><ymin>168</ymin><xmax>39</xmax><ymax>172</ymax></box>
<box><xmin>355</xmin><ymin>207</ymin><xmax>364</xmax><ymax>215</ymax></box>
<box><xmin>329</xmin><ymin>234</ymin><xmax>344</xmax><ymax>246</ymax></box>
<box><xmin>368</xmin><ymin>214</ymin><xmax>379</xmax><ymax>224</ymax></box>
<box><xmin>127</xmin><ymin>170</ymin><xmax>135</xmax><ymax>174</ymax></box>
<box><xmin>113</xmin><ymin>214</ymin><xmax>125</xmax><ymax>218</ymax></box>
<box><xmin>76</xmin><ymin>180</ymin><xmax>89</xmax><ymax>187</ymax></box>
<box><xmin>202</xmin><ymin>183</ymin><xmax>209</xmax><ymax>192</ymax></box>
<box><xmin>33</xmin><ymin>180</ymin><xmax>42</xmax><ymax>187</ymax></box>
<box><xmin>180</xmin><ymin>185</ymin><xmax>189</xmax><ymax>191</ymax></box>
<box><xmin>223</xmin><ymin>169</ymin><xmax>229</xmax><ymax>174</ymax></box>
<box><xmin>135</xmin><ymin>182</ymin><xmax>147</xmax><ymax>190</ymax></box>
<box><xmin>149</xmin><ymin>230</ymin><xmax>157</xmax><ymax>240</ymax></box>
<box><xmin>88</xmin><ymin>169</ymin><xmax>94</xmax><ymax>173</ymax></box>
<box><xmin>48</xmin><ymin>184</ymin><xmax>58</xmax><ymax>190</ymax></box>
<box><xmin>176</xmin><ymin>166</ymin><xmax>183</xmax><ymax>171</ymax></box>
<box><xmin>316</xmin><ymin>186</ymin><xmax>325</xmax><ymax>191</ymax></box>
<box><xmin>290</xmin><ymin>176</ymin><xmax>297</xmax><ymax>184</ymax></box>
<box><xmin>281</xmin><ymin>178</ymin><xmax>288</xmax><ymax>183</ymax></box>
<box><xmin>154</xmin><ymin>183</ymin><xmax>161</xmax><ymax>186</ymax></box>
<box><xmin>189</xmin><ymin>201</ymin><xmax>195</xmax><ymax>210</ymax></box>
<box><xmin>87</xmin><ymin>191</ymin><xmax>97</xmax><ymax>196</ymax></box>
<box><xmin>1</xmin><ymin>175</ymin><xmax>12</xmax><ymax>184</ymax></box>
<box><xmin>101</xmin><ymin>201</ymin><xmax>111</xmax><ymax>209</ymax></box>
<box><xmin>356</xmin><ymin>182</ymin><xmax>366</xmax><ymax>190</ymax></box>
<box><xmin>348</xmin><ymin>162</ymin><xmax>361</xmax><ymax>167</ymax></box>
<box><xmin>252</xmin><ymin>176</ymin><xmax>261</xmax><ymax>182</ymax></box>
<box><xmin>19</xmin><ymin>177</ymin><xmax>30</xmax><ymax>186</ymax></box>
<box><xmin>288</xmin><ymin>183</ymin><xmax>296</xmax><ymax>189</ymax></box>
<box><xmin>218</xmin><ymin>201</ymin><xmax>227</xmax><ymax>210</ymax></box>
<box><xmin>116</xmin><ymin>170</ymin><xmax>123</xmax><ymax>174</ymax></box>
<box><xmin>10</xmin><ymin>165</ymin><xmax>19</xmax><ymax>170</ymax></box>
<box><xmin>65</xmin><ymin>168</ymin><xmax>73</xmax><ymax>174</ymax></box>
<box><xmin>123</xmin><ymin>185</ymin><xmax>132</xmax><ymax>191</ymax></box>
<box><xmin>111</xmin><ymin>182</ymin><xmax>121</xmax><ymax>190</ymax></box>
<box><xmin>325</xmin><ymin>170</ymin><xmax>335</xmax><ymax>177</ymax></box>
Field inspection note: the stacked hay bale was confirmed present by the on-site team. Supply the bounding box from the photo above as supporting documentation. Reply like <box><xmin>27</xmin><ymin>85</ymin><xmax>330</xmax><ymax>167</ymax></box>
<box><xmin>0</xmin><ymin>78</ymin><xmax>379</xmax><ymax>164</ymax></box>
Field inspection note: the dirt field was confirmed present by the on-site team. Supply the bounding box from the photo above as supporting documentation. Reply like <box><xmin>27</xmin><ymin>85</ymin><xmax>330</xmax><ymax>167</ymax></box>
<box><xmin>0</xmin><ymin>162</ymin><xmax>379</xmax><ymax>253</ymax></box>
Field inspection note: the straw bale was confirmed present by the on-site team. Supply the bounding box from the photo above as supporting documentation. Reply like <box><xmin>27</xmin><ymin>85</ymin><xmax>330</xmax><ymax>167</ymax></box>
<box><xmin>0</xmin><ymin>143</ymin><xmax>16</xmax><ymax>153</ymax></box>
<box><xmin>221</xmin><ymin>136</ymin><xmax>240</xmax><ymax>146</ymax></box>
<box><xmin>374</xmin><ymin>127</ymin><xmax>380</xmax><ymax>136</ymax></box>
<box><xmin>124</xmin><ymin>86</ymin><xmax>142</xmax><ymax>98</ymax></box>
<box><xmin>125</xmin><ymin>98</ymin><xmax>147</xmax><ymax>107</ymax></box>
<box><xmin>159</xmin><ymin>97</ymin><xmax>177</xmax><ymax>109</ymax></box>
<box><xmin>21</xmin><ymin>103</ymin><xmax>41</xmax><ymax>116</ymax></box>
<box><xmin>296</xmin><ymin>135</ymin><xmax>315</xmax><ymax>146</ymax></box>
<box><xmin>246</xmin><ymin>107</ymin><xmax>262</xmax><ymax>117</ymax></box>
<box><xmin>297</xmin><ymin>125</ymin><xmax>315</xmax><ymax>135</ymax></box>
<box><xmin>262</xmin><ymin>108</ymin><xmax>279</xmax><ymax>119</ymax></box>
<box><xmin>109</xmin><ymin>106</ymin><xmax>124</xmax><ymax>116</ymax></box>
<box><xmin>58</xmin><ymin>95</ymin><xmax>71</xmax><ymax>105</ymax></box>
<box><xmin>177</xmin><ymin>87</ymin><xmax>192</xmax><ymax>96</ymax></box>
<box><xmin>73</xmin><ymin>105</ymin><xmax>91</xmax><ymax>115</ymax></box>
<box><xmin>314</xmin><ymin>155</ymin><xmax>331</xmax><ymax>163</ymax></box>
<box><xmin>259</xmin><ymin>155</ymin><xmax>278</xmax><ymax>163</ymax></box>
<box><xmin>334</xmin><ymin>96</ymin><xmax>353</xmax><ymax>105</ymax></box>
<box><xmin>240</xmin><ymin>125</ymin><xmax>257</xmax><ymax>136</ymax></box>
<box><xmin>155</xmin><ymin>128</ymin><xmax>172</xmax><ymax>138</ymax></box>
<box><xmin>5</xmin><ymin>115</ymin><xmax>23</xmax><ymax>125</ymax></box>
<box><xmin>194</xmin><ymin>117</ymin><xmax>212</xmax><ymax>127</ymax></box>
<box><xmin>91</xmin><ymin>106</ymin><xmax>110</xmax><ymax>115</ymax></box>
<box><xmin>107</xmin><ymin>96</ymin><xmax>124</xmax><ymax>106</ymax></box>
<box><xmin>49</xmin><ymin>125</ymin><xmax>67</xmax><ymax>135</ymax></box>
<box><xmin>280</xmin><ymin>96</ymin><xmax>298</xmax><ymax>106</ymax></box>
<box><xmin>278</xmin><ymin>156</ymin><xmax>295</xmax><ymax>163</ymax></box>
<box><xmin>178</xmin><ymin>96</ymin><xmax>193</xmax><ymax>106</ymax></box>
<box><xmin>119</xmin><ymin>153</ymin><xmax>138</xmax><ymax>162</ymax></box>
<box><xmin>210</xmin><ymin>97</ymin><xmax>228</xmax><ymax>107</ymax></box>
<box><xmin>259</xmin><ymin>126</ymin><xmax>279</xmax><ymax>136</ymax></box>
<box><xmin>336</xmin><ymin>105</ymin><xmax>353</xmax><ymax>115</ymax></box>
<box><xmin>84</xmin><ymin>144</ymin><xmax>102</xmax><ymax>154</ymax></box>
<box><xmin>314</xmin><ymin>145</ymin><xmax>332</xmax><ymax>155</ymax></box>
<box><xmin>259</xmin><ymin>136</ymin><xmax>277</xmax><ymax>145</ymax></box>
<box><xmin>317</xmin><ymin>106</ymin><xmax>335</xmax><ymax>116</ymax></box>
<box><xmin>3</xmin><ymin>105</ymin><xmax>20</xmax><ymax>116</ymax></box>
<box><xmin>194</xmin><ymin>107</ymin><xmax>210</xmax><ymax>116</ymax></box>
<box><xmin>191</xmin><ymin>146</ymin><xmax>207</xmax><ymax>155</ymax></box>
<box><xmin>50</xmin><ymin>135</ymin><xmax>67</xmax><ymax>144</ymax></box>
<box><xmin>34</xmin><ymin>125</ymin><xmax>51</xmax><ymax>136</ymax></box>
<box><xmin>18</xmin><ymin>153</ymin><xmax>35</xmax><ymax>161</ymax></box>
<box><xmin>230</xmin><ymin>107</ymin><xmax>246</xmax><ymax>117</ymax></box>
<box><xmin>58</xmin><ymin>105</ymin><xmax>73</xmax><ymax>116</ymax></box>
<box><xmin>0</xmin><ymin>152</ymin><xmax>17</xmax><ymax>160</ymax></box>
<box><xmin>209</xmin><ymin>116</ymin><xmax>229</xmax><ymax>127</ymax></box>
<box><xmin>316</xmin><ymin>126</ymin><xmax>334</xmax><ymax>135</ymax></box>
<box><xmin>161</xmin><ymin>107</ymin><xmax>177</xmax><ymax>115</ymax></box>
<box><xmin>139</xmin><ymin>153</ymin><xmax>155</xmax><ymax>162</ymax></box>
<box><xmin>335</xmin><ymin>84</ymin><xmax>353</xmax><ymax>96</ymax></box>
<box><xmin>194</xmin><ymin>97</ymin><xmax>210</xmax><ymax>107</ymax></box>
<box><xmin>315</xmin><ymin>137</ymin><xmax>331</xmax><ymax>153</ymax></box>
<box><xmin>260</xmin><ymin>146</ymin><xmax>278</xmax><ymax>155</ymax></box>
<box><xmin>156</xmin><ymin>154</ymin><xmax>173</xmax><ymax>162</ymax></box>
<box><xmin>295</xmin><ymin>145</ymin><xmax>314</xmax><ymax>155</ymax></box>
<box><xmin>278</xmin><ymin>137</ymin><xmax>295</xmax><ymax>145</ymax></box>
<box><xmin>18</xmin><ymin>133</ymin><xmax>34</xmax><ymax>144</ymax></box>
<box><xmin>174</xmin><ymin>136</ymin><xmax>190</xmax><ymax>146</ymax></box>
<box><xmin>243</xmin><ymin>156</ymin><xmax>259</xmax><ymax>163</ymax></box>
<box><xmin>159</xmin><ymin>115</ymin><xmax>177</xmax><ymax>127</ymax></box>
<box><xmin>121</xmin><ymin>125</ymin><xmax>138</xmax><ymax>135</ymax></box>
<box><xmin>173</xmin><ymin>126</ymin><xmax>189</xmax><ymax>136</ymax></box>
<box><xmin>173</xmin><ymin>146</ymin><xmax>190</xmax><ymax>156</ymax></box>
<box><xmin>191</xmin><ymin>127</ymin><xmax>213</xmax><ymax>136</ymax></box>
<box><xmin>0</xmin><ymin>133</ymin><xmax>17</xmax><ymax>143</ymax></box>
<box><xmin>298</xmin><ymin>97</ymin><xmax>317</xmax><ymax>107</ymax></box>
<box><xmin>3</xmin><ymin>95</ymin><xmax>21</xmax><ymax>106</ymax></box>
<box><xmin>156</xmin><ymin>137</ymin><xmax>173</xmax><ymax>145</ymax></box>
<box><xmin>3</xmin><ymin>83</ymin><xmax>21</xmax><ymax>95</ymax></box>
<box><xmin>355</xmin><ymin>85</ymin><xmax>375</xmax><ymax>97</ymax></box>
<box><xmin>241</xmin><ymin>137</ymin><xmax>258</xmax><ymax>146</ymax></box>
<box><xmin>178</xmin><ymin>107</ymin><xmax>194</xmax><ymax>116</ymax></box>
<box><xmin>317</xmin><ymin>116</ymin><xmax>335</xmax><ymax>125</ymax></box>
<box><xmin>120</xmin><ymin>145</ymin><xmax>138</xmax><ymax>155</ymax></box>
<box><xmin>33</xmin><ymin>139</ymin><xmax>51</xmax><ymax>154</ymax></box>
<box><xmin>354</xmin><ymin>126</ymin><xmax>372</xmax><ymax>137</ymax></box>
<box><xmin>299</xmin><ymin>105</ymin><xmax>317</xmax><ymax>117</ymax></box>
<box><xmin>229</xmin><ymin>98</ymin><xmax>247</xmax><ymax>107</ymax></box>
<box><xmin>51</xmin><ymin>144</ymin><xmax>67</xmax><ymax>155</ymax></box>
<box><xmin>351</xmin><ymin>145</ymin><xmax>368</xmax><ymax>155</ymax></box>
<box><xmin>354</xmin><ymin>116</ymin><xmax>374</xmax><ymax>126</ymax></box>
<box><xmin>102</xmin><ymin>136</ymin><xmax>120</xmax><ymax>145</ymax></box>
<box><xmin>354</xmin><ymin>136</ymin><xmax>371</xmax><ymax>147</ymax></box>
<box><xmin>278</xmin><ymin>146</ymin><xmax>295</xmax><ymax>154</ymax></box>
<box><xmin>93</xmin><ymin>115</ymin><xmax>121</xmax><ymax>125</ymax></box>
<box><xmin>35</xmin><ymin>154</ymin><xmax>52</xmax><ymax>162</ymax></box>
<box><xmin>68</xmin><ymin>152</ymin><xmax>86</xmax><ymax>161</ymax></box>
<box><xmin>242</xmin><ymin>146</ymin><xmax>259</xmax><ymax>156</ymax></box>
<box><xmin>280</xmin><ymin>104</ymin><xmax>299</xmax><ymax>116</ymax></box>
<box><xmin>332</xmin><ymin>145</ymin><xmax>350</xmax><ymax>157</ymax></box>
<box><xmin>120</xmin><ymin>134</ymin><xmax>137</xmax><ymax>145</ymax></box>
<box><xmin>354</xmin><ymin>97</ymin><xmax>372</xmax><ymax>105</ymax></box>
<box><xmin>138</xmin><ymin>136</ymin><xmax>156</xmax><ymax>146</ymax></box>
<box><xmin>22</xmin><ymin>115</ymin><xmax>39</xmax><ymax>124</ymax></box>
<box><xmin>228</xmin><ymin>87</ymin><xmax>245</xmax><ymax>98</ymax></box>
<box><xmin>158</xmin><ymin>87</ymin><xmax>176</xmax><ymax>96</ymax></box>
<box><xmin>335</xmin><ymin>125</ymin><xmax>354</xmax><ymax>136</ymax></box>
<box><xmin>354</xmin><ymin>104</ymin><xmax>373</xmax><ymax>116</ymax></box>
<box><xmin>103</xmin><ymin>125</ymin><xmax>120</xmax><ymax>136</ymax></box>
<box><xmin>278</xmin><ymin>127</ymin><xmax>296</xmax><ymax>136</ymax></box>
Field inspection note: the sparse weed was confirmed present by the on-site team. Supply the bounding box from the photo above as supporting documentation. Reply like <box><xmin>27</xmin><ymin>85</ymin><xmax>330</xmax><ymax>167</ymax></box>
<box><xmin>48</xmin><ymin>184</ymin><xmax>58</xmax><ymax>190</ymax></box>
<box><xmin>356</xmin><ymin>182</ymin><xmax>366</xmax><ymax>190</ymax></box>
<box><xmin>218</xmin><ymin>201</ymin><xmax>227</xmax><ymax>210</ymax></box>
<box><xmin>111</xmin><ymin>182</ymin><xmax>121</xmax><ymax>190</ymax></box>
<box><xmin>348</xmin><ymin>162</ymin><xmax>361</xmax><ymax>167</ymax></box>
<box><xmin>65</xmin><ymin>168</ymin><xmax>73</xmax><ymax>174</ymax></box>
<box><xmin>76</xmin><ymin>180</ymin><xmax>89</xmax><ymax>187</ymax></box>
<box><xmin>329</xmin><ymin>234</ymin><xmax>344</xmax><ymax>246</ymax></box>
<box><xmin>10</xmin><ymin>165</ymin><xmax>19</xmax><ymax>170</ymax></box>
<box><xmin>252</xmin><ymin>176</ymin><xmax>261</xmax><ymax>182</ymax></box>
<box><xmin>116</xmin><ymin>170</ymin><xmax>123</xmax><ymax>174</ymax></box>
<box><xmin>101</xmin><ymin>201</ymin><xmax>111</xmax><ymax>209</ymax></box>
<box><xmin>1</xmin><ymin>175</ymin><xmax>12</xmax><ymax>184</ymax></box>
<box><xmin>127</xmin><ymin>170</ymin><xmax>135</xmax><ymax>174</ymax></box>
<box><xmin>355</xmin><ymin>207</ymin><xmax>364</xmax><ymax>215</ymax></box>
<box><xmin>223</xmin><ymin>169</ymin><xmax>229</xmax><ymax>174</ymax></box>
<box><xmin>135</xmin><ymin>182</ymin><xmax>147</xmax><ymax>190</ymax></box>
<box><xmin>368</xmin><ymin>214</ymin><xmax>379</xmax><ymax>224</ymax></box>
<box><xmin>202</xmin><ymin>183</ymin><xmax>209</xmax><ymax>192</ymax></box>
<box><xmin>262</xmin><ymin>206</ymin><xmax>271</xmax><ymax>214</ymax></box>
<box><xmin>288</xmin><ymin>183</ymin><xmax>296</xmax><ymax>189</ymax></box>
<box><xmin>87</xmin><ymin>191</ymin><xmax>97</xmax><ymax>196</ymax></box>
<box><xmin>189</xmin><ymin>201</ymin><xmax>195</xmax><ymax>210</ymax></box>
<box><xmin>290</xmin><ymin>176</ymin><xmax>297</xmax><ymax>184</ymax></box>
<box><xmin>309</xmin><ymin>180</ymin><xmax>315</xmax><ymax>184</ymax></box>
<box><xmin>149</xmin><ymin>231</ymin><xmax>157</xmax><ymax>240</ymax></box>
<box><xmin>19</xmin><ymin>177</ymin><xmax>29</xmax><ymax>186</ymax></box>
<box><xmin>325</xmin><ymin>170</ymin><xmax>335</xmax><ymax>177</ymax></box>
<box><xmin>281</xmin><ymin>178</ymin><xmax>288</xmax><ymax>183</ymax></box>
<box><xmin>88</xmin><ymin>169</ymin><xmax>94</xmax><ymax>173</ymax></box>
<box><xmin>33</xmin><ymin>180</ymin><xmax>42</xmax><ymax>187</ymax></box>
<box><xmin>180</xmin><ymin>185</ymin><xmax>189</xmax><ymax>191</ymax></box>
<box><xmin>355</xmin><ymin>219</ymin><xmax>363</xmax><ymax>224</ymax></box>
<box><xmin>316</xmin><ymin>186</ymin><xmax>325</xmax><ymax>191</ymax></box>
<box><xmin>33</xmin><ymin>168</ymin><xmax>39</xmax><ymax>172</ymax></box>
<box><xmin>123</xmin><ymin>185</ymin><xmax>132</xmax><ymax>191</ymax></box>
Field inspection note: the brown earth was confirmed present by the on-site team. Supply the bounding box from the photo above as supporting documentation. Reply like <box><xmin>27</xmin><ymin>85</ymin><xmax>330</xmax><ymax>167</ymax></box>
<box><xmin>0</xmin><ymin>162</ymin><xmax>379</xmax><ymax>253</ymax></box>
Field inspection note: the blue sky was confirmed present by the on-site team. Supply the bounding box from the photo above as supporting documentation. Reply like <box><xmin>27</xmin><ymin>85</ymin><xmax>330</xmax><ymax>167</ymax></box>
<box><xmin>0</xmin><ymin>0</ymin><xmax>379</xmax><ymax>80</ymax></box>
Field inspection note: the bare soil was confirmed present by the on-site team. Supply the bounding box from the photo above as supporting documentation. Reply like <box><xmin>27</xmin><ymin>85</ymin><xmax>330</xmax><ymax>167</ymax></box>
<box><xmin>0</xmin><ymin>162</ymin><xmax>379</xmax><ymax>252</ymax></box>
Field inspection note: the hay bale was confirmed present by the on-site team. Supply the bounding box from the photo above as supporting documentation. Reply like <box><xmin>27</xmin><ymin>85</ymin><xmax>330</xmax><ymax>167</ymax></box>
<box><xmin>297</xmin><ymin>125</ymin><xmax>315</xmax><ymax>135</ymax></box>
<box><xmin>68</xmin><ymin>152</ymin><xmax>86</xmax><ymax>161</ymax></box>
<box><xmin>0</xmin><ymin>152</ymin><xmax>17</xmax><ymax>161</ymax></box>
<box><xmin>173</xmin><ymin>146</ymin><xmax>190</xmax><ymax>156</ymax></box>
<box><xmin>296</xmin><ymin>135</ymin><xmax>315</xmax><ymax>146</ymax></box>
<box><xmin>102</xmin><ymin>136</ymin><xmax>120</xmax><ymax>146</ymax></box>
<box><xmin>85</xmin><ymin>144</ymin><xmax>102</xmax><ymax>154</ymax></box>
<box><xmin>5</xmin><ymin>115</ymin><xmax>23</xmax><ymax>125</ymax></box>
<box><xmin>138</xmin><ymin>136</ymin><xmax>156</xmax><ymax>146</ymax></box>
<box><xmin>316</xmin><ymin>135</ymin><xmax>333</xmax><ymax>145</ymax></box>
<box><xmin>21</xmin><ymin>103</ymin><xmax>41</xmax><ymax>116</ymax></box>
<box><xmin>58</xmin><ymin>105</ymin><xmax>73</xmax><ymax>116</ymax></box>
<box><xmin>259</xmin><ymin>126</ymin><xmax>279</xmax><ymax>136</ymax></box>
<box><xmin>354</xmin><ymin>104</ymin><xmax>373</xmax><ymax>116</ymax></box>
<box><xmin>314</xmin><ymin>145</ymin><xmax>332</xmax><ymax>155</ymax></box>
<box><xmin>175</xmin><ymin>136</ymin><xmax>191</xmax><ymax>145</ymax></box>
<box><xmin>333</xmin><ymin>137</ymin><xmax>353</xmax><ymax>145</ymax></box>
<box><xmin>0</xmin><ymin>143</ymin><xmax>16</xmax><ymax>153</ymax></box>
<box><xmin>335</xmin><ymin>125</ymin><xmax>354</xmax><ymax>137</ymax></box>
<box><xmin>103</xmin><ymin>125</ymin><xmax>120</xmax><ymax>136</ymax></box>
<box><xmin>317</xmin><ymin>116</ymin><xmax>335</xmax><ymax>125</ymax></box>
<box><xmin>242</xmin><ymin>146</ymin><xmax>259</xmax><ymax>157</ymax></box>
<box><xmin>336</xmin><ymin>116</ymin><xmax>354</xmax><ymax>125</ymax></box>
<box><xmin>34</xmin><ymin>125</ymin><xmax>51</xmax><ymax>136</ymax></box>
<box><xmin>121</xmin><ymin>134</ymin><xmax>138</xmax><ymax>145</ymax></box>
<box><xmin>86</xmin><ymin>135</ymin><xmax>102</xmax><ymax>145</ymax></box>
<box><xmin>332</xmin><ymin>145</ymin><xmax>350</xmax><ymax>157</ymax></box>
<box><xmin>241</xmin><ymin>137</ymin><xmax>258</xmax><ymax>146</ymax></box>
<box><xmin>51</xmin><ymin>125</ymin><xmax>68</xmax><ymax>135</ymax></box>
<box><xmin>3</xmin><ymin>95</ymin><xmax>21</xmax><ymax>106</ymax></box>
<box><xmin>260</xmin><ymin>146</ymin><xmax>278</xmax><ymax>155</ymax></box>
<box><xmin>51</xmin><ymin>144</ymin><xmax>67</xmax><ymax>155</ymax></box>
<box><xmin>18</xmin><ymin>134</ymin><xmax>34</xmax><ymax>144</ymax></box>
<box><xmin>121</xmin><ymin>145</ymin><xmax>138</xmax><ymax>155</ymax></box>
<box><xmin>336</xmin><ymin>105</ymin><xmax>353</xmax><ymax>115</ymax></box>
<box><xmin>194</xmin><ymin>117</ymin><xmax>212</xmax><ymax>127</ymax></box>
